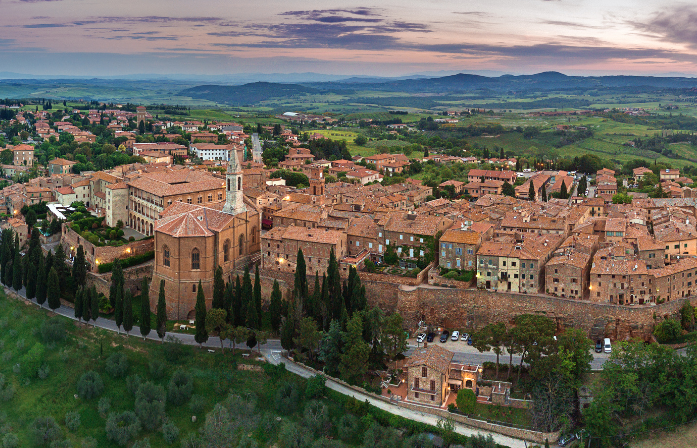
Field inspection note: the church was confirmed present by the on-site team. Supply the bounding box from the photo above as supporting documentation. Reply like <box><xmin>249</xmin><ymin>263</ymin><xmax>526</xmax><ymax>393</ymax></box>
<box><xmin>149</xmin><ymin>152</ymin><xmax>261</xmax><ymax>319</ymax></box>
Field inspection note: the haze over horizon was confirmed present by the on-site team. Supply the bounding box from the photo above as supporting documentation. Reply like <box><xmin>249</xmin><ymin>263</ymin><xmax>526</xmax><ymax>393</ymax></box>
<box><xmin>3</xmin><ymin>0</ymin><xmax>697</xmax><ymax>78</ymax></box>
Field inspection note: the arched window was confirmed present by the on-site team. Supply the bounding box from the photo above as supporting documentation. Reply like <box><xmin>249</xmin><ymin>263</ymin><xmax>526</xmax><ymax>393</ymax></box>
<box><xmin>237</xmin><ymin>176</ymin><xmax>241</xmax><ymax>191</ymax></box>
<box><xmin>163</xmin><ymin>245</ymin><xmax>170</xmax><ymax>267</ymax></box>
<box><xmin>251</xmin><ymin>226</ymin><xmax>257</xmax><ymax>243</ymax></box>
<box><xmin>223</xmin><ymin>240</ymin><xmax>230</xmax><ymax>262</ymax></box>
<box><xmin>227</xmin><ymin>179</ymin><xmax>230</xmax><ymax>191</ymax></box>
<box><xmin>191</xmin><ymin>248</ymin><xmax>200</xmax><ymax>270</ymax></box>
<box><xmin>239</xmin><ymin>234</ymin><xmax>245</xmax><ymax>256</ymax></box>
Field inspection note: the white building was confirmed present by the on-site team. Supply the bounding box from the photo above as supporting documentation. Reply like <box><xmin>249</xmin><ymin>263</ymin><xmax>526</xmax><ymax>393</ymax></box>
<box><xmin>190</xmin><ymin>143</ymin><xmax>234</xmax><ymax>161</ymax></box>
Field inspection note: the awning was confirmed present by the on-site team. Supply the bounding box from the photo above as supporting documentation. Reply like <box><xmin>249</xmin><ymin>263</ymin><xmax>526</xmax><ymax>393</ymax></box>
<box><xmin>448</xmin><ymin>379</ymin><xmax>463</xmax><ymax>386</ymax></box>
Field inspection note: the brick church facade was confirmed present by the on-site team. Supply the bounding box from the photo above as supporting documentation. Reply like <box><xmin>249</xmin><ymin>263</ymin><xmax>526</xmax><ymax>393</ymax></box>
<box><xmin>150</xmin><ymin>152</ymin><xmax>261</xmax><ymax>319</ymax></box>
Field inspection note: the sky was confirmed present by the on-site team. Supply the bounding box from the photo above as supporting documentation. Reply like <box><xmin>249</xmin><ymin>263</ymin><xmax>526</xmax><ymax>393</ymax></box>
<box><xmin>1</xmin><ymin>0</ymin><xmax>697</xmax><ymax>78</ymax></box>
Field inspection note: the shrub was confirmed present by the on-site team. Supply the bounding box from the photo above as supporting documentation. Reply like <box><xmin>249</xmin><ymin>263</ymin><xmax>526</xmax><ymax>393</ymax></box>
<box><xmin>149</xmin><ymin>359</ymin><xmax>166</xmax><ymax>379</ymax></box>
<box><xmin>0</xmin><ymin>374</ymin><xmax>15</xmax><ymax>402</ymax></box>
<box><xmin>162</xmin><ymin>336</ymin><xmax>190</xmax><ymax>363</ymax></box>
<box><xmin>654</xmin><ymin>319</ymin><xmax>682</xmax><ymax>343</ymax></box>
<box><xmin>126</xmin><ymin>374</ymin><xmax>143</xmax><ymax>396</ymax></box>
<box><xmin>189</xmin><ymin>394</ymin><xmax>207</xmax><ymax>415</ymax></box>
<box><xmin>76</xmin><ymin>371</ymin><xmax>104</xmax><ymax>400</ymax></box>
<box><xmin>135</xmin><ymin>382</ymin><xmax>166</xmax><ymax>430</ymax></box>
<box><xmin>97</xmin><ymin>251</ymin><xmax>154</xmax><ymax>273</ymax></box>
<box><xmin>21</xmin><ymin>343</ymin><xmax>45</xmax><ymax>377</ymax></box>
<box><xmin>105</xmin><ymin>411</ymin><xmax>141</xmax><ymax>447</ymax></box>
<box><xmin>38</xmin><ymin>364</ymin><xmax>50</xmax><ymax>380</ymax></box>
<box><xmin>162</xmin><ymin>419</ymin><xmax>180</xmax><ymax>445</ymax></box>
<box><xmin>65</xmin><ymin>411</ymin><xmax>81</xmax><ymax>431</ymax></box>
<box><xmin>167</xmin><ymin>370</ymin><xmax>194</xmax><ymax>406</ymax></box>
<box><xmin>303</xmin><ymin>400</ymin><xmax>329</xmax><ymax>436</ymax></box>
<box><xmin>2</xmin><ymin>434</ymin><xmax>19</xmax><ymax>448</ymax></box>
<box><xmin>456</xmin><ymin>389</ymin><xmax>476</xmax><ymax>414</ymax></box>
<box><xmin>336</xmin><ymin>414</ymin><xmax>359</xmax><ymax>442</ymax></box>
<box><xmin>30</xmin><ymin>416</ymin><xmax>62</xmax><ymax>447</ymax></box>
<box><xmin>274</xmin><ymin>382</ymin><xmax>300</xmax><ymax>414</ymax></box>
<box><xmin>97</xmin><ymin>397</ymin><xmax>111</xmax><ymax>416</ymax></box>
<box><xmin>40</xmin><ymin>318</ymin><xmax>66</xmax><ymax>343</ymax></box>
<box><xmin>305</xmin><ymin>375</ymin><xmax>326</xmax><ymax>400</ymax></box>
<box><xmin>105</xmin><ymin>352</ymin><xmax>129</xmax><ymax>378</ymax></box>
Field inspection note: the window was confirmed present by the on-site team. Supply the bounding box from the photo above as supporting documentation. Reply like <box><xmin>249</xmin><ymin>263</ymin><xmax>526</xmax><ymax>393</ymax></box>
<box><xmin>197</xmin><ymin>196</ymin><xmax>203</xmax><ymax>204</ymax></box>
<box><xmin>218</xmin><ymin>193</ymin><xmax>223</xmax><ymax>200</ymax></box>
<box><xmin>191</xmin><ymin>249</ymin><xmax>200</xmax><ymax>270</ymax></box>
<box><xmin>530</xmin><ymin>274</ymin><xmax>534</xmax><ymax>280</ymax></box>
<box><xmin>208</xmin><ymin>194</ymin><xmax>212</xmax><ymax>202</ymax></box>
<box><xmin>369</xmin><ymin>242</ymin><xmax>373</xmax><ymax>249</ymax></box>
<box><xmin>187</xmin><ymin>198</ymin><xmax>192</xmax><ymax>204</ymax></box>
<box><xmin>414</xmin><ymin>378</ymin><xmax>420</xmax><ymax>389</ymax></box>
<box><xmin>356</xmin><ymin>241</ymin><xmax>360</xmax><ymax>247</ymax></box>
<box><xmin>512</xmin><ymin>262</ymin><xmax>517</xmax><ymax>267</ymax></box>
<box><xmin>447</xmin><ymin>262</ymin><xmax>451</xmax><ymax>268</ymax></box>
<box><xmin>441</xmin><ymin>243</ymin><xmax>446</xmax><ymax>249</ymax></box>
<box><xmin>410</xmin><ymin>236</ymin><xmax>414</xmax><ymax>242</ymax></box>
<box><xmin>455</xmin><ymin>248</ymin><xmax>462</xmax><ymax>255</ymax></box>
<box><xmin>422</xmin><ymin>367</ymin><xmax>427</xmax><ymax>377</ymax></box>
<box><xmin>430</xmin><ymin>380</ymin><xmax>435</xmax><ymax>391</ymax></box>
<box><xmin>224</xmin><ymin>240</ymin><xmax>230</xmax><ymax>262</ymax></box>
<box><xmin>400</xmin><ymin>235</ymin><xmax>403</xmax><ymax>240</ymax></box>
<box><xmin>192</xmin><ymin>284</ymin><xmax>196</xmax><ymax>292</ymax></box>
<box><xmin>467</xmin><ymin>249</ymin><xmax>473</xmax><ymax>255</ymax></box>
<box><xmin>502</xmin><ymin>261</ymin><xmax>506</xmax><ymax>266</ymax></box>
<box><xmin>420</xmin><ymin>238</ymin><xmax>423</xmax><ymax>243</ymax></box>
<box><xmin>163</xmin><ymin>245</ymin><xmax>170</xmax><ymax>267</ymax></box>
<box><xmin>239</xmin><ymin>234</ymin><xmax>245</xmax><ymax>256</ymax></box>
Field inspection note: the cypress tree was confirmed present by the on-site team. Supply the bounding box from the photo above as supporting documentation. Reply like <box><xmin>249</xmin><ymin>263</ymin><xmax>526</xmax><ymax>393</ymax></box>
<box><xmin>25</xmin><ymin>262</ymin><xmax>37</xmax><ymax>300</ymax></box>
<box><xmin>294</xmin><ymin>249</ymin><xmax>308</xmax><ymax>300</ymax></box>
<box><xmin>26</xmin><ymin>229</ymin><xmax>40</xmax><ymax>285</ymax></box>
<box><xmin>122</xmin><ymin>289</ymin><xmax>133</xmax><ymax>336</ymax></box>
<box><xmin>306</xmin><ymin>272</ymin><xmax>320</xmax><ymax>322</ymax></box>
<box><xmin>12</xmin><ymin>251</ymin><xmax>22</xmax><ymax>291</ymax></box>
<box><xmin>36</xmin><ymin>256</ymin><xmax>47</xmax><ymax>307</ymax></box>
<box><xmin>72</xmin><ymin>245</ymin><xmax>87</xmax><ymax>286</ymax></box>
<box><xmin>212</xmin><ymin>266</ymin><xmax>225</xmax><ymax>310</ymax></box>
<box><xmin>139</xmin><ymin>277</ymin><xmax>151</xmax><ymax>340</ymax></box>
<box><xmin>269</xmin><ymin>279</ymin><xmax>282</xmax><ymax>334</ymax></box>
<box><xmin>233</xmin><ymin>275</ymin><xmax>242</xmax><ymax>326</ymax></box>
<box><xmin>578</xmin><ymin>175</ymin><xmax>587</xmax><ymax>196</ymax></box>
<box><xmin>44</xmin><ymin>250</ymin><xmax>53</xmax><ymax>276</ymax></box>
<box><xmin>90</xmin><ymin>286</ymin><xmax>99</xmax><ymax>324</ymax></box>
<box><xmin>110</xmin><ymin>259</ymin><xmax>124</xmax><ymax>309</ymax></box>
<box><xmin>54</xmin><ymin>244</ymin><xmax>66</xmax><ymax>293</ymax></box>
<box><xmin>254</xmin><ymin>264</ymin><xmax>262</xmax><ymax>328</ymax></box>
<box><xmin>0</xmin><ymin>229</ymin><xmax>11</xmax><ymax>283</ymax></box>
<box><xmin>241</xmin><ymin>267</ymin><xmax>252</xmax><ymax>323</ymax></box>
<box><xmin>74</xmin><ymin>287</ymin><xmax>83</xmax><ymax>320</ymax></box>
<box><xmin>47</xmin><ymin>267</ymin><xmax>61</xmax><ymax>311</ymax></box>
<box><xmin>528</xmin><ymin>180</ymin><xmax>536</xmax><ymax>201</ymax></box>
<box><xmin>541</xmin><ymin>183</ymin><xmax>547</xmax><ymax>202</ymax></box>
<box><xmin>327</xmin><ymin>249</ymin><xmax>342</xmax><ymax>322</ymax></box>
<box><xmin>194</xmin><ymin>280</ymin><xmax>208</xmax><ymax>347</ymax></box>
<box><xmin>115</xmin><ymin>282</ymin><xmax>123</xmax><ymax>333</ymax></box>
<box><xmin>3</xmin><ymin>260</ymin><xmax>11</xmax><ymax>287</ymax></box>
<box><xmin>560</xmin><ymin>181</ymin><xmax>568</xmax><ymax>199</ymax></box>
<box><xmin>224</xmin><ymin>282</ymin><xmax>234</xmax><ymax>323</ymax></box>
<box><xmin>156</xmin><ymin>280</ymin><xmax>167</xmax><ymax>342</ymax></box>
<box><xmin>82</xmin><ymin>287</ymin><xmax>91</xmax><ymax>323</ymax></box>
<box><xmin>320</xmin><ymin>273</ymin><xmax>328</xmax><ymax>330</ymax></box>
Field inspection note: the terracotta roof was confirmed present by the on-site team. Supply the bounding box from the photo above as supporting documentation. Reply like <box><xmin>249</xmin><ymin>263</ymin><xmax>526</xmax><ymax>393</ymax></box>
<box><xmin>72</xmin><ymin>180</ymin><xmax>91</xmax><ymax>188</ymax></box>
<box><xmin>127</xmin><ymin>169</ymin><xmax>224</xmax><ymax>198</ymax></box>
<box><xmin>275</xmin><ymin>225</ymin><xmax>346</xmax><ymax>245</ymax></box>
<box><xmin>404</xmin><ymin>345</ymin><xmax>454</xmax><ymax>374</ymax></box>
<box><xmin>55</xmin><ymin>187</ymin><xmax>75</xmax><ymax>195</ymax></box>
<box><xmin>591</xmin><ymin>257</ymin><xmax>648</xmax><ymax>276</ymax></box>
<box><xmin>547</xmin><ymin>251</ymin><xmax>590</xmax><ymax>269</ymax></box>
<box><xmin>106</xmin><ymin>182</ymin><xmax>128</xmax><ymax>190</ymax></box>
<box><xmin>652</xmin><ymin>257</ymin><xmax>697</xmax><ymax>278</ymax></box>
<box><xmin>49</xmin><ymin>158</ymin><xmax>76</xmax><ymax>166</ymax></box>
<box><xmin>10</xmin><ymin>144</ymin><xmax>34</xmax><ymax>152</ymax></box>
<box><xmin>440</xmin><ymin>229</ymin><xmax>481</xmax><ymax>245</ymax></box>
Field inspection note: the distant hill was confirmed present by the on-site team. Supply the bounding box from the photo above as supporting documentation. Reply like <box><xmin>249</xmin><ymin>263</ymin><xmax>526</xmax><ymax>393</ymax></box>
<box><xmin>180</xmin><ymin>82</ymin><xmax>331</xmax><ymax>106</ymax></box>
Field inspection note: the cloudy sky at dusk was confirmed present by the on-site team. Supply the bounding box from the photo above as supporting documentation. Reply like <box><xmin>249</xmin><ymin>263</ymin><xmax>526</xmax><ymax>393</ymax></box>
<box><xmin>2</xmin><ymin>0</ymin><xmax>697</xmax><ymax>77</ymax></box>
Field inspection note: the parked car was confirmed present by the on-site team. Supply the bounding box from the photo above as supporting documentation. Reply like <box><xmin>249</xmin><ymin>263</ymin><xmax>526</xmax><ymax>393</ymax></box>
<box><xmin>416</xmin><ymin>333</ymin><xmax>426</xmax><ymax>343</ymax></box>
<box><xmin>440</xmin><ymin>331</ymin><xmax>450</xmax><ymax>343</ymax></box>
<box><xmin>595</xmin><ymin>340</ymin><xmax>603</xmax><ymax>353</ymax></box>
<box><xmin>558</xmin><ymin>433</ymin><xmax>577</xmax><ymax>447</ymax></box>
<box><xmin>461</xmin><ymin>333</ymin><xmax>469</xmax><ymax>341</ymax></box>
<box><xmin>604</xmin><ymin>337</ymin><xmax>612</xmax><ymax>353</ymax></box>
<box><xmin>451</xmin><ymin>330</ymin><xmax>460</xmax><ymax>341</ymax></box>
<box><xmin>426</xmin><ymin>333</ymin><xmax>435</xmax><ymax>343</ymax></box>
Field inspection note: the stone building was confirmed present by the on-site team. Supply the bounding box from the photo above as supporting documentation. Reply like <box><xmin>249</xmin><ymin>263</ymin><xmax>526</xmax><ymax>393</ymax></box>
<box><xmin>405</xmin><ymin>345</ymin><xmax>454</xmax><ymax>406</ymax></box>
<box><xmin>383</xmin><ymin>213</ymin><xmax>452</xmax><ymax>263</ymax></box>
<box><xmin>261</xmin><ymin>225</ymin><xmax>347</xmax><ymax>274</ymax></box>
<box><xmin>438</xmin><ymin>228</ymin><xmax>481</xmax><ymax>271</ymax></box>
<box><xmin>590</xmin><ymin>251</ymin><xmax>652</xmax><ymax>305</ymax></box>
<box><xmin>105</xmin><ymin>182</ymin><xmax>128</xmax><ymax>227</ymax></box>
<box><xmin>545</xmin><ymin>250</ymin><xmax>591</xmax><ymax>299</ymax></box>
<box><xmin>127</xmin><ymin>169</ymin><xmax>226</xmax><ymax>236</ymax></box>
<box><xmin>149</xmin><ymin>156</ymin><xmax>260</xmax><ymax>320</ymax></box>
<box><xmin>652</xmin><ymin>258</ymin><xmax>697</xmax><ymax>303</ymax></box>
<box><xmin>11</xmin><ymin>144</ymin><xmax>34</xmax><ymax>166</ymax></box>
<box><xmin>48</xmin><ymin>158</ymin><xmax>77</xmax><ymax>175</ymax></box>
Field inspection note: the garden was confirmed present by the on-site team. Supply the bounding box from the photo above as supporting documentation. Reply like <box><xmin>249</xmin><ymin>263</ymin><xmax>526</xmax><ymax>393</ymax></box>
<box><xmin>67</xmin><ymin>202</ymin><xmax>129</xmax><ymax>247</ymax></box>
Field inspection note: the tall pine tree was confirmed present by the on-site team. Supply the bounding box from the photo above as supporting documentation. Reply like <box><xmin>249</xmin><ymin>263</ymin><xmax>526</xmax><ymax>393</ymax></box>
<box><xmin>47</xmin><ymin>267</ymin><xmax>61</xmax><ymax>311</ymax></box>
<box><xmin>25</xmin><ymin>262</ymin><xmax>37</xmax><ymax>300</ymax></box>
<box><xmin>528</xmin><ymin>180</ymin><xmax>536</xmax><ymax>201</ymax></box>
<box><xmin>294</xmin><ymin>249</ymin><xmax>308</xmax><ymax>299</ymax></box>
<box><xmin>53</xmin><ymin>244</ymin><xmax>67</xmax><ymax>294</ymax></box>
<box><xmin>212</xmin><ymin>266</ymin><xmax>225</xmax><ymax>310</ymax></box>
<box><xmin>82</xmin><ymin>287</ymin><xmax>91</xmax><ymax>323</ymax></box>
<box><xmin>110</xmin><ymin>259</ymin><xmax>124</xmax><ymax>309</ymax></box>
<box><xmin>156</xmin><ymin>280</ymin><xmax>167</xmax><ymax>342</ymax></box>
<box><xmin>241</xmin><ymin>267</ymin><xmax>252</xmax><ymax>324</ymax></box>
<box><xmin>72</xmin><ymin>245</ymin><xmax>87</xmax><ymax>286</ymax></box>
<box><xmin>233</xmin><ymin>275</ymin><xmax>242</xmax><ymax>326</ymax></box>
<box><xmin>327</xmin><ymin>249</ymin><xmax>342</xmax><ymax>322</ymax></box>
<box><xmin>254</xmin><ymin>264</ymin><xmax>262</xmax><ymax>328</ymax></box>
<box><xmin>74</xmin><ymin>287</ymin><xmax>83</xmax><ymax>320</ymax></box>
<box><xmin>139</xmin><ymin>277</ymin><xmax>151</xmax><ymax>340</ymax></box>
<box><xmin>541</xmin><ymin>183</ymin><xmax>547</xmax><ymax>202</ymax></box>
<box><xmin>12</xmin><ymin>251</ymin><xmax>22</xmax><ymax>291</ymax></box>
<box><xmin>194</xmin><ymin>280</ymin><xmax>208</xmax><ymax>347</ymax></box>
<box><xmin>115</xmin><ymin>282</ymin><xmax>124</xmax><ymax>333</ymax></box>
<box><xmin>36</xmin><ymin>256</ymin><xmax>47</xmax><ymax>307</ymax></box>
<box><xmin>90</xmin><ymin>286</ymin><xmax>99</xmax><ymax>324</ymax></box>
<box><xmin>269</xmin><ymin>279</ymin><xmax>282</xmax><ymax>333</ymax></box>
<box><xmin>224</xmin><ymin>282</ymin><xmax>234</xmax><ymax>323</ymax></box>
<box><xmin>122</xmin><ymin>289</ymin><xmax>133</xmax><ymax>336</ymax></box>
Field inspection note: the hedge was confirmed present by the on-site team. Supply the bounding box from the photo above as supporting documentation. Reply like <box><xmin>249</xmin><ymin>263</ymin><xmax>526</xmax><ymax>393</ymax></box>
<box><xmin>98</xmin><ymin>251</ymin><xmax>155</xmax><ymax>274</ymax></box>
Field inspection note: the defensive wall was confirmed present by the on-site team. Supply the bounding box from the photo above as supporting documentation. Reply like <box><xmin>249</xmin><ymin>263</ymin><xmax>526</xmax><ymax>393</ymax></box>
<box><xmin>61</xmin><ymin>225</ymin><xmax>154</xmax><ymax>272</ymax></box>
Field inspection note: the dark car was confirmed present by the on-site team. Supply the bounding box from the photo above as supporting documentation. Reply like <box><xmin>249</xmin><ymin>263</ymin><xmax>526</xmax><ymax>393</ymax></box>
<box><xmin>439</xmin><ymin>331</ymin><xmax>450</xmax><ymax>343</ymax></box>
<box><xmin>557</xmin><ymin>432</ymin><xmax>577</xmax><ymax>447</ymax></box>
<box><xmin>467</xmin><ymin>336</ymin><xmax>473</xmax><ymax>346</ymax></box>
<box><xmin>595</xmin><ymin>340</ymin><xmax>603</xmax><ymax>353</ymax></box>
<box><xmin>426</xmin><ymin>333</ymin><xmax>435</xmax><ymax>343</ymax></box>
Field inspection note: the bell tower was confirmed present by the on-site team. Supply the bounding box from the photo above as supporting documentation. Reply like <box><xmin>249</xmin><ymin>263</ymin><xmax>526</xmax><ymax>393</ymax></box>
<box><xmin>308</xmin><ymin>166</ymin><xmax>325</xmax><ymax>196</ymax></box>
<box><xmin>223</xmin><ymin>149</ymin><xmax>247</xmax><ymax>215</ymax></box>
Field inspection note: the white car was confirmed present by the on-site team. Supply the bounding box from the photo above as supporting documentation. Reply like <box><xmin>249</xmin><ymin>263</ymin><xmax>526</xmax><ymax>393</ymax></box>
<box><xmin>451</xmin><ymin>331</ymin><xmax>460</xmax><ymax>341</ymax></box>
<box><xmin>461</xmin><ymin>333</ymin><xmax>469</xmax><ymax>341</ymax></box>
<box><xmin>416</xmin><ymin>333</ymin><xmax>426</xmax><ymax>343</ymax></box>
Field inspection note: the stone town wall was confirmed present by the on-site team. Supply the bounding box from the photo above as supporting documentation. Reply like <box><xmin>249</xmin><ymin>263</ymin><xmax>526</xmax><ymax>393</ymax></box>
<box><xmin>396</xmin><ymin>287</ymin><xmax>691</xmax><ymax>341</ymax></box>
<box><xmin>61</xmin><ymin>225</ymin><xmax>154</xmax><ymax>272</ymax></box>
<box><xmin>87</xmin><ymin>262</ymin><xmax>153</xmax><ymax>299</ymax></box>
